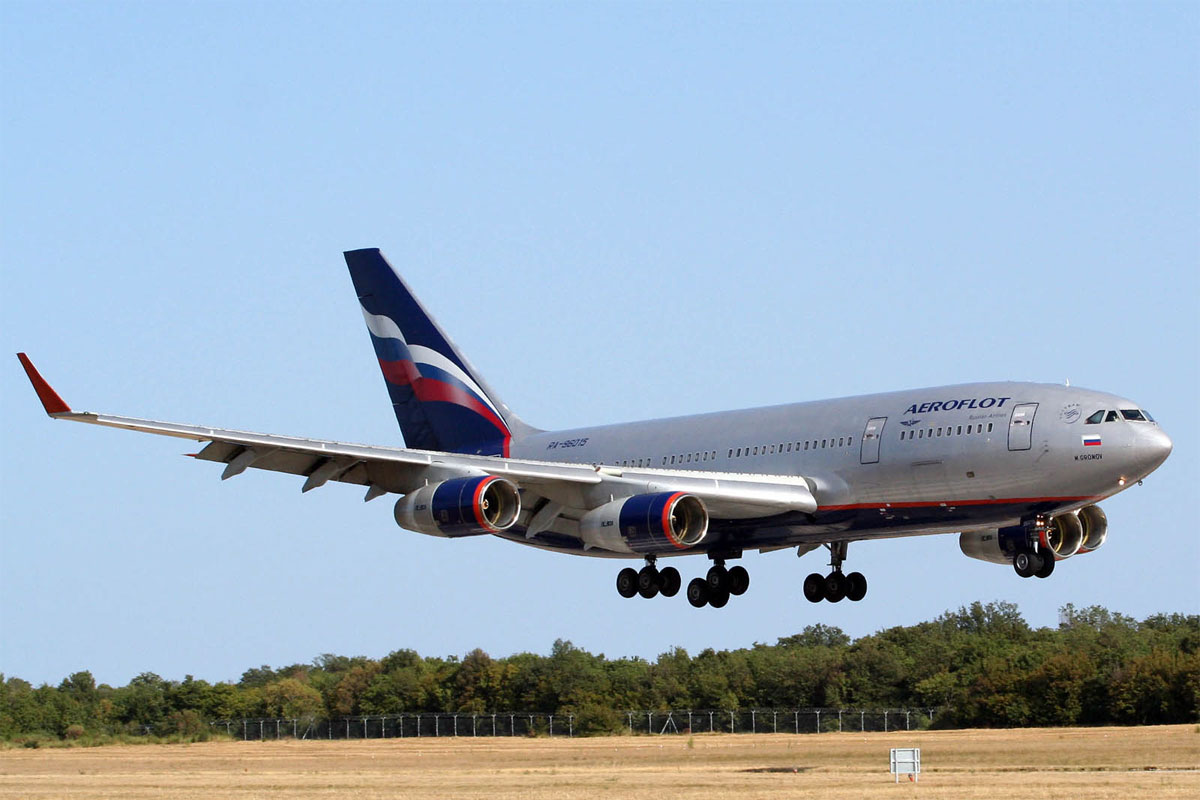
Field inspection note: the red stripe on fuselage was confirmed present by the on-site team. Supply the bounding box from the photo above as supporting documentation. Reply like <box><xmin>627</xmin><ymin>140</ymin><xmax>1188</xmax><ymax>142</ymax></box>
<box><xmin>818</xmin><ymin>495</ymin><xmax>1098</xmax><ymax>512</ymax></box>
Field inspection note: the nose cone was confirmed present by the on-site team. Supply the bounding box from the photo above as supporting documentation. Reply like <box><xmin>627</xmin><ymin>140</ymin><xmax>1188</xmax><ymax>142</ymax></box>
<box><xmin>1137</xmin><ymin>426</ymin><xmax>1173</xmax><ymax>475</ymax></box>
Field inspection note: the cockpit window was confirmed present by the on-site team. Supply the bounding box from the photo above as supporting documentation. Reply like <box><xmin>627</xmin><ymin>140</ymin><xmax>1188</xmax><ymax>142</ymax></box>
<box><xmin>1085</xmin><ymin>410</ymin><xmax>1105</xmax><ymax>424</ymax></box>
<box><xmin>1142</xmin><ymin>409</ymin><xmax>1155</xmax><ymax>422</ymax></box>
<box><xmin>1120</xmin><ymin>409</ymin><xmax>1147</xmax><ymax>422</ymax></box>
<box><xmin>1105</xmin><ymin>410</ymin><xmax>1120</xmax><ymax>422</ymax></box>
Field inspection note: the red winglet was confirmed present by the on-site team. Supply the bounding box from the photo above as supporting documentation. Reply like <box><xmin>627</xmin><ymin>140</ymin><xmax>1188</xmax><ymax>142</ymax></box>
<box><xmin>16</xmin><ymin>353</ymin><xmax>72</xmax><ymax>415</ymax></box>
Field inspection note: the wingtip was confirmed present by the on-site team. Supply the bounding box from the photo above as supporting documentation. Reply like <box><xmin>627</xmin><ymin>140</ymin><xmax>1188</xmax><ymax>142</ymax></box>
<box><xmin>16</xmin><ymin>353</ymin><xmax>72</xmax><ymax>415</ymax></box>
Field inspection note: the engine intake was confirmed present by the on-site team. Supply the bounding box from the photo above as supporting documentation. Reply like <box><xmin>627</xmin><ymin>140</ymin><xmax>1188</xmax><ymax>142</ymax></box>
<box><xmin>1040</xmin><ymin>513</ymin><xmax>1083</xmax><ymax>560</ymax></box>
<box><xmin>580</xmin><ymin>492</ymin><xmax>709</xmax><ymax>555</ymax></box>
<box><xmin>394</xmin><ymin>476</ymin><xmax>521</xmax><ymax>538</ymax></box>
<box><xmin>1077</xmin><ymin>505</ymin><xmax>1108</xmax><ymax>552</ymax></box>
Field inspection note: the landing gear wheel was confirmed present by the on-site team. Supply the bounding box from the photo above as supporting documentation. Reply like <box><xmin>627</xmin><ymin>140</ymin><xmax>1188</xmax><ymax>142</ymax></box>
<box><xmin>616</xmin><ymin>568</ymin><xmax>638</xmax><ymax>599</ymax></box>
<box><xmin>1034</xmin><ymin>554</ymin><xmax>1056</xmax><ymax>579</ymax></box>
<box><xmin>824</xmin><ymin>572</ymin><xmax>848</xmax><ymax>603</ymax></box>
<box><xmin>845</xmin><ymin>571</ymin><xmax>868</xmax><ymax>602</ymax></box>
<box><xmin>658</xmin><ymin>566</ymin><xmax>682</xmax><ymax>597</ymax></box>
<box><xmin>686</xmin><ymin>577</ymin><xmax>709</xmax><ymax>608</ymax></box>
<box><xmin>707</xmin><ymin>565</ymin><xmax>729</xmax><ymax>592</ymax></box>
<box><xmin>708</xmin><ymin>587</ymin><xmax>730</xmax><ymax>609</ymax></box>
<box><xmin>727</xmin><ymin>566</ymin><xmax>750</xmax><ymax>596</ymax></box>
<box><xmin>637</xmin><ymin>565</ymin><xmax>660</xmax><ymax>598</ymax></box>
<box><xmin>1013</xmin><ymin>549</ymin><xmax>1040</xmax><ymax>579</ymax></box>
<box><xmin>803</xmin><ymin>572</ymin><xmax>826</xmax><ymax>603</ymax></box>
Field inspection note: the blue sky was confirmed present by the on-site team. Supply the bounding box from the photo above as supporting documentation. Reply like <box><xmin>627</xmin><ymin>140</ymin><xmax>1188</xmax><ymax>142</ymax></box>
<box><xmin>2</xmin><ymin>1</ymin><xmax>1196</xmax><ymax>687</ymax></box>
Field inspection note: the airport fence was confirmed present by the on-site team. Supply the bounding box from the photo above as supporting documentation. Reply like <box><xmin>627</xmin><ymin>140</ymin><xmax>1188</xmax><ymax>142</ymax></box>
<box><xmin>210</xmin><ymin>707</ymin><xmax>942</xmax><ymax>740</ymax></box>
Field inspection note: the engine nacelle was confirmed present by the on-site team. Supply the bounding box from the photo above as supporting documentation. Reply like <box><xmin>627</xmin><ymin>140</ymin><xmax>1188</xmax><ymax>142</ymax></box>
<box><xmin>394</xmin><ymin>476</ymin><xmax>521</xmax><ymax>538</ymax></box>
<box><xmin>1040</xmin><ymin>513</ymin><xmax>1083</xmax><ymax>560</ymax></box>
<box><xmin>959</xmin><ymin>527</ymin><xmax>1023</xmax><ymax>565</ymax></box>
<box><xmin>1077</xmin><ymin>505</ymin><xmax>1108</xmax><ymax>553</ymax></box>
<box><xmin>580</xmin><ymin>492</ymin><xmax>709</xmax><ymax>555</ymax></box>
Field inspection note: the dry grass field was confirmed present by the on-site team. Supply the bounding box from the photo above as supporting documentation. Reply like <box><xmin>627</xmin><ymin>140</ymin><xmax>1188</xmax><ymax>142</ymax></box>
<box><xmin>2</xmin><ymin>724</ymin><xmax>1197</xmax><ymax>799</ymax></box>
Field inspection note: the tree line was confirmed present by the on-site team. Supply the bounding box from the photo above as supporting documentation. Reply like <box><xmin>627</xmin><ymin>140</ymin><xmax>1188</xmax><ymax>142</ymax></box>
<box><xmin>2</xmin><ymin>602</ymin><xmax>1196</xmax><ymax>743</ymax></box>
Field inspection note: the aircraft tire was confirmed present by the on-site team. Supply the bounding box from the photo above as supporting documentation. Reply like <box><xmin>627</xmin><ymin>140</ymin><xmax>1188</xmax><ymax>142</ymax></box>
<box><xmin>708</xmin><ymin>587</ymin><xmax>730</xmax><ymax>609</ymax></box>
<box><xmin>803</xmin><ymin>572</ymin><xmax>825</xmax><ymax>603</ymax></box>
<box><xmin>687</xmin><ymin>577</ymin><xmax>709</xmax><ymax>608</ymax></box>
<box><xmin>1034</xmin><ymin>554</ymin><xmax>1056</xmax><ymax>579</ymax></box>
<box><xmin>616</xmin><ymin>568</ymin><xmax>639</xmax><ymax>598</ymax></box>
<box><xmin>1013</xmin><ymin>550</ymin><xmax>1038</xmax><ymax>578</ymax></box>
<box><xmin>727</xmin><ymin>566</ymin><xmax>750</xmax><ymax>596</ymax></box>
<box><xmin>846</xmin><ymin>572</ymin><xmax>867</xmax><ymax>602</ymax></box>
<box><xmin>637</xmin><ymin>566</ymin><xmax>660</xmax><ymax>598</ymax></box>
<box><xmin>707</xmin><ymin>564</ymin><xmax>729</xmax><ymax>592</ymax></box>
<box><xmin>825</xmin><ymin>572</ymin><xmax>848</xmax><ymax>603</ymax></box>
<box><xmin>659</xmin><ymin>566</ymin><xmax>682</xmax><ymax>597</ymax></box>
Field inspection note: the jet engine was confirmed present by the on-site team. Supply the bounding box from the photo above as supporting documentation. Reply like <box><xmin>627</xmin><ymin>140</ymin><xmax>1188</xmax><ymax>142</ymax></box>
<box><xmin>394</xmin><ymin>475</ymin><xmax>521</xmax><ymax>537</ymax></box>
<box><xmin>960</xmin><ymin>506</ymin><xmax>1106</xmax><ymax>566</ymax></box>
<box><xmin>1039</xmin><ymin>513</ymin><xmax>1083</xmax><ymax>560</ymax></box>
<box><xmin>1077</xmin><ymin>505</ymin><xmax>1108</xmax><ymax>553</ymax></box>
<box><xmin>580</xmin><ymin>492</ymin><xmax>708</xmax><ymax>555</ymax></box>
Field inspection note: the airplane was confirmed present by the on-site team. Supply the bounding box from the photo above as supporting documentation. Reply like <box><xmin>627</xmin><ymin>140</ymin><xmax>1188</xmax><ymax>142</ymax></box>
<box><xmin>17</xmin><ymin>249</ymin><xmax>1173</xmax><ymax>609</ymax></box>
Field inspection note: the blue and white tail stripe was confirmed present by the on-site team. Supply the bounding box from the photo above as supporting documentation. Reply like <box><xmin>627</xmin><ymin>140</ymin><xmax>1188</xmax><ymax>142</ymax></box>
<box><xmin>345</xmin><ymin>248</ymin><xmax>516</xmax><ymax>456</ymax></box>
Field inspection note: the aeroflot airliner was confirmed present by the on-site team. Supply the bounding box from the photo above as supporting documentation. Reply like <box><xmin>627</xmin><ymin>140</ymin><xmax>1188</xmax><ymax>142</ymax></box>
<box><xmin>18</xmin><ymin>249</ymin><xmax>1173</xmax><ymax>609</ymax></box>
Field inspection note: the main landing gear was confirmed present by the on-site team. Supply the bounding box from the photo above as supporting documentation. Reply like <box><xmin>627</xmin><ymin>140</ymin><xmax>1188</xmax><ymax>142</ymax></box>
<box><xmin>803</xmin><ymin>542</ymin><xmax>867</xmax><ymax>604</ymax></box>
<box><xmin>615</xmin><ymin>555</ymin><xmax>749</xmax><ymax>608</ymax></box>
<box><xmin>686</xmin><ymin>559</ymin><xmax>750</xmax><ymax>609</ymax></box>
<box><xmin>616</xmin><ymin>557</ymin><xmax>682</xmax><ymax>600</ymax></box>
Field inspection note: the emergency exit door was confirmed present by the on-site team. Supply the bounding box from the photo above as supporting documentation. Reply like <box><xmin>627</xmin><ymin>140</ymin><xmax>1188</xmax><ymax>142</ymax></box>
<box><xmin>1007</xmin><ymin>403</ymin><xmax>1038</xmax><ymax>451</ymax></box>
<box><xmin>860</xmin><ymin>417</ymin><xmax>887</xmax><ymax>464</ymax></box>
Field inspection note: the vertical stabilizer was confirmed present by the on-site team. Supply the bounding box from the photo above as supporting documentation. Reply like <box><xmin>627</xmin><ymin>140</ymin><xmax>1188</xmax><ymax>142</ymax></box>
<box><xmin>344</xmin><ymin>249</ymin><xmax>537</xmax><ymax>455</ymax></box>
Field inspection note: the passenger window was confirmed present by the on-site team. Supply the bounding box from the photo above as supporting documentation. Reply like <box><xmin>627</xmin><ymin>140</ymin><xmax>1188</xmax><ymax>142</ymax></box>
<box><xmin>1085</xmin><ymin>410</ymin><xmax>1105</xmax><ymax>424</ymax></box>
<box><xmin>803</xmin><ymin>442</ymin><xmax>809</xmax><ymax>451</ymax></box>
<box><xmin>987</xmin><ymin>423</ymin><xmax>993</xmax><ymax>432</ymax></box>
<box><xmin>839</xmin><ymin>437</ymin><xmax>844</xmax><ymax>446</ymax></box>
<box><xmin>956</xmin><ymin>425</ymin><xmax>962</xmax><ymax>435</ymax></box>
<box><xmin>822</xmin><ymin>439</ymin><xmax>827</xmax><ymax>448</ymax></box>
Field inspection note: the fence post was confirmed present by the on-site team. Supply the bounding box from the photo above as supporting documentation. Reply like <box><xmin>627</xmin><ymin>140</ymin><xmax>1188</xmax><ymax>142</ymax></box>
<box><xmin>884</xmin><ymin>711</ymin><xmax>889</xmax><ymax>732</ymax></box>
<box><xmin>709</xmin><ymin>711</ymin><xmax>714</xmax><ymax>733</ymax></box>
<box><xmin>687</xmin><ymin>711</ymin><xmax>693</xmax><ymax>733</ymax></box>
<box><xmin>511</xmin><ymin>714</ymin><xmax>516</xmax><ymax>736</ymax></box>
<box><xmin>860</xmin><ymin>710</ymin><xmax>865</xmax><ymax>732</ymax></box>
<box><xmin>549</xmin><ymin>715</ymin><xmax>554</xmax><ymax>738</ymax></box>
<box><xmin>906</xmin><ymin>711</ymin><xmax>911</xmax><ymax>731</ymax></box>
<box><xmin>729</xmin><ymin>710</ymin><xmax>735</xmax><ymax>733</ymax></box>
<box><xmin>473</xmin><ymin>714</ymin><xmax>477</xmax><ymax>737</ymax></box>
<box><xmin>569</xmin><ymin>714</ymin><xmax>574</xmax><ymax>738</ymax></box>
<box><xmin>772</xmin><ymin>711</ymin><xmax>777</xmax><ymax>733</ymax></box>
<box><xmin>815</xmin><ymin>710</ymin><xmax>820</xmax><ymax>733</ymax></box>
<box><xmin>750</xmin><ymin>710</ymin><xmax>756</xmax><ymax>734</ymax></box>
<box><xmin>838</xmin><ymin>709</ymin><xmax>843</xmax><ymax>733</ymax></box>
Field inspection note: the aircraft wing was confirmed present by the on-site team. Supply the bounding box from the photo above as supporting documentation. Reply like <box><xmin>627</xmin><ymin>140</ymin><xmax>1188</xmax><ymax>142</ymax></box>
<box><xmin>17</xmin><ymin>354</ymin><xmax>817</xmax><ymax>523</ymax></box>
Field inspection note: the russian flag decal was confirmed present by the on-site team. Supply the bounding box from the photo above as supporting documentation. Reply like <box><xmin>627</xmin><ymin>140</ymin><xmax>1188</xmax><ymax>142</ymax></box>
<box><xmin>1082</xmin><ymin>435</ymin><xmax>1102</xmax><ymax>447</ymax></box>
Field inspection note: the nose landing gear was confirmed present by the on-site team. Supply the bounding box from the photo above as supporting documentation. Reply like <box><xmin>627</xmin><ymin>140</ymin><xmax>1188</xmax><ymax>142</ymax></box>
<box><xmin>803</xmin><ymin>542</ymin><xmax>868</xmax><ymax>604</ymax></box>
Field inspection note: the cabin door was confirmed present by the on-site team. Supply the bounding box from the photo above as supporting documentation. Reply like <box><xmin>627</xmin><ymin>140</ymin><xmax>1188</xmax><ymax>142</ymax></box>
<box><xmin>860</xmin><ymin>417</ymin><xmax>887</xmax><ymax>464</ymax></box>
<box><xmin>1007</xmin><ymin>403</ymin><xmax>1038</xmax><ymax>451</ymax></box>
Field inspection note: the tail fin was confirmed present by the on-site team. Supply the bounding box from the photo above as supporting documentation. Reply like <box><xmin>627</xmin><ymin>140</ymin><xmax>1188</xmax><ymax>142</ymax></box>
<box><xmin>344</xmin><ymin>248</ymin><xmax>537</xmax><ymax>456</ymax></box>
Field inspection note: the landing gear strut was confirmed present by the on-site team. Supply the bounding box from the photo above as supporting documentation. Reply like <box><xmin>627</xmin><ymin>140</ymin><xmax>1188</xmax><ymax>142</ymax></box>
<box><xmin>803</xmin><ymin>542</ymin><xmax>867</xmax><ymax>604</ymax></box>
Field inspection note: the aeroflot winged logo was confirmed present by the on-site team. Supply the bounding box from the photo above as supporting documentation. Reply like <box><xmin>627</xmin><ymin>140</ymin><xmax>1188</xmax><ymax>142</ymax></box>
<box><xmin>902</xmin><ymin>396</ymin><xmax>1012</xmax><ymax>415</ymax></box>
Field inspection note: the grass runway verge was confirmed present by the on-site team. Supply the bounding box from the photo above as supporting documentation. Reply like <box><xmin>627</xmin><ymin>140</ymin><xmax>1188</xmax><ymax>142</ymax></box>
<box><xmin>2</xmin><ymin>724</ymin><xmax>1197</xmax><ymax>799</ymax></box>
